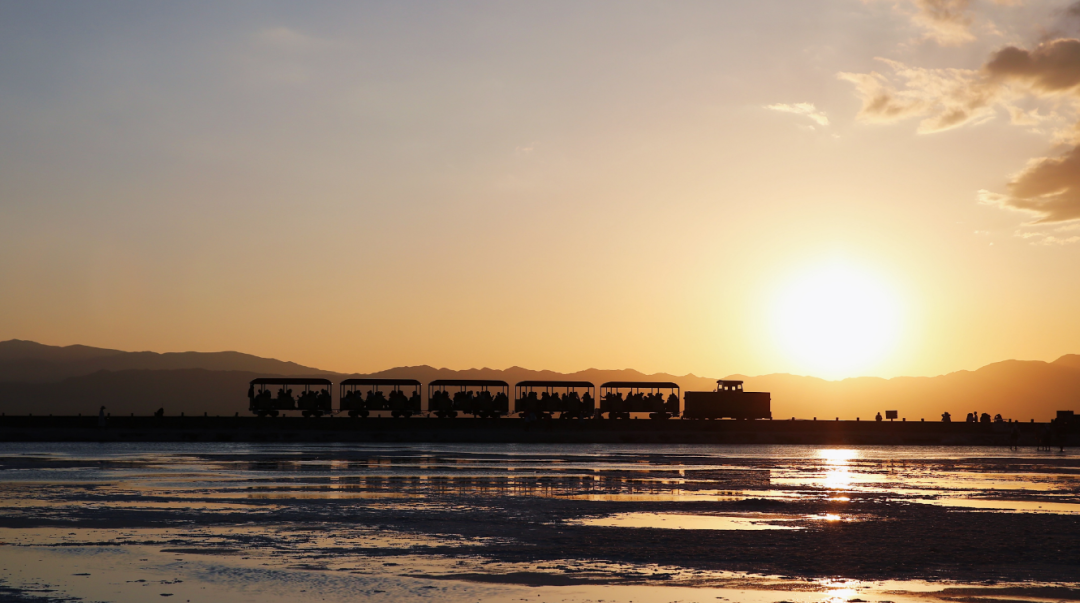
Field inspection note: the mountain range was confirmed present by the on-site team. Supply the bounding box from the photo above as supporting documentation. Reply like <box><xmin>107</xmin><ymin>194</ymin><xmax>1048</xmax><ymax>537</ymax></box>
<box><xmin>0</xmin><ymin>339</ymin><xmax>1076</xmax><ymax>420</ymax></box>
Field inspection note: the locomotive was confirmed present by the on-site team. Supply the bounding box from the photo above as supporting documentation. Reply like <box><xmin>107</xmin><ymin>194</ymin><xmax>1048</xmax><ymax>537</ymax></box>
<box><xmin>248</xmin><ymin>377</ymin><xmax>771</xmax><ymax>420</ymax></box>
<box><xmin>683</xmin><ymin>380</ymin><xmax>772</xmax><ymax>420</ymax></box>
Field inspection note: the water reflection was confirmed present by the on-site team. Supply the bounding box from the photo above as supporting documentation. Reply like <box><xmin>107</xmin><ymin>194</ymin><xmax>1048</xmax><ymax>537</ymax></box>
<box><xmin>0</xmin><ymin>443</ymin><xmax>1076</xmax><ymax>511</ymax></box>
<box><xmin>818</xmin><ymin>448</ymin><xmax>857</xmax><ymax>492</ymax></box>
<box><xmin>571</xmin><ymin>512</ymin><xmax>801</xmax><ymax>531</ymax></box>
<box><xmin>1</xmin><ymin>443</ymin><xmax>1079</xmax><ymax>603</ymax></box>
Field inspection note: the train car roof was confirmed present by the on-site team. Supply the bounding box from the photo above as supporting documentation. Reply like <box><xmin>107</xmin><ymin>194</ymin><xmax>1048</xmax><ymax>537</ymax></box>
<box><xmin>515</xmin><ymin>380</ymin><xmax>595</xmax><ymax>388</ymax></box>
<box><xmin>250</xmin><ymin>377</ymin><xmax>333</xmax><ymax>385</ymax></box>
<box><xmin>340</xmin><ymin>378</ymin><xmax>422</xmax><ymax>386</ymax></box>
<box><xmin>429</xmin><ymin>379</ymin><xmax>509</xmax><ymax>387</ymax></box>
<box><xmin>600</xmin><ymin>381</ymin><xmax>680</xmax><ymax>389</ymax></box>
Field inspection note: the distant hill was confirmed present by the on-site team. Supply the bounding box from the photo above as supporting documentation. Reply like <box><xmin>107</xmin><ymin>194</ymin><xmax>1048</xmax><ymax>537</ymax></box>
<box><xmin>0</xmin><ymin>340</ymin><xmax>332</xmax><ymax>382</ymax></box>
<box><xmin>0</xmin><ymin>369</ymin><xmax>265</xmax><ymax>417</ymax></box>
<box><xmin>725</xmin><ymin>356</ymin><xmax>1080</xmax><ymax>422</ymax></box>
<box><xmin>0</xmin><ymin>340</ymin><xmax>1075</xmax><ymax>420</ymax></box>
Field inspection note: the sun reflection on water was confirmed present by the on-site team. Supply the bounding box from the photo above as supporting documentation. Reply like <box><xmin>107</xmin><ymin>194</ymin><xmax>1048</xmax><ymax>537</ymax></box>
<box><xmin>818</xmin><ymin>449</ymin><xmax>858</xmax><ymax>491</ymax></box>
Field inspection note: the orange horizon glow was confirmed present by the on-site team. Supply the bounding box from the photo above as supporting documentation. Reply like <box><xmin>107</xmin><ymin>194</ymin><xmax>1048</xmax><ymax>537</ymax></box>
<box><xmin>1</xmin><ymin>2</ymin><xmax>1079</xmax><ymax>383</ymax></box>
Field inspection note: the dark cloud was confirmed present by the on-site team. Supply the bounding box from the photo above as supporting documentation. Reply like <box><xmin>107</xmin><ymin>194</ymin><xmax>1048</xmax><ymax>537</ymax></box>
<box><xmin>979</xmin><ymin>38</ymin><xmax>1080</xmax><ymax>226</ymax></box>
<box><xmin>996</xmin><ymin>145</ymin><xmax>1080</xmax><ymax>223</ymax></box>
<box><xmin>1068</xmin><ymin>1</ymin><xmax>1080</xmax><ymax>21</ymax></box>
<box><xmin>843</xmin><ymin>34</ymin><xmax>1080</xmax><ymax>231</ymax></box>
<box><xmin>986</xmin><ymin>38</ymin><xmax>1080</xmax><ymax>92</ymax></box>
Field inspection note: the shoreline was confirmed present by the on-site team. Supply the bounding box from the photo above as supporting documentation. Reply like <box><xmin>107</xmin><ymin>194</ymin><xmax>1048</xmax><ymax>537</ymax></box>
<box><xmin>0</xmin><ymin>415</ymin><xmax>1068</xmax><ymax>445</ymax></box>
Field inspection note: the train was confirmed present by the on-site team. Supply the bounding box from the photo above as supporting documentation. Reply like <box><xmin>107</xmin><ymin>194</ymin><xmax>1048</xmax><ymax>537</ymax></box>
<box><xmin>248</xmin><ymin>377</ymin><xmax>771</xmax><ymax>420</ymax></box>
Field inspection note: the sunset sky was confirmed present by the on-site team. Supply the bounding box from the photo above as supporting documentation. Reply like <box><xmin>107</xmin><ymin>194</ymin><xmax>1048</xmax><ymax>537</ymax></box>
<box><xmin>2</xmin><ymin>1</ymin><xmax>1079</xmax><ymax>380</ymax></box>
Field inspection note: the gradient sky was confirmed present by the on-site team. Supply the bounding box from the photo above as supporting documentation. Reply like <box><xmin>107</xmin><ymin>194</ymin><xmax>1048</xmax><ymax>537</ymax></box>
<box><xmin>2</xmin><ymin>1</ymin><xmax>1079</xmax><ymax>379</ymax></box>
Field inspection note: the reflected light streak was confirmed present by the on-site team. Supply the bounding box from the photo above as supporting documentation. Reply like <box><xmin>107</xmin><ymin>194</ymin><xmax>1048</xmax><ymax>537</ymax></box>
<box><xmin>818</xmin><ymin>449</ymin><xmax>858</xmax><ymax>491</ymax></box>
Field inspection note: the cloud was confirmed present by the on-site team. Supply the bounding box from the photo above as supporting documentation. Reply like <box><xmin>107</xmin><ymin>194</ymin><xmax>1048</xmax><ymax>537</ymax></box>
<box><xmin>838</xmin><ymin>60</ymin><xmax>998</xmax><ymax>132</ymax></box>
<box><xmin>765</xmin><ymin>103</ymin><xmax>830</xmax><ymax>126</ymax></box>
<box><xmin>979</xmin><ymin>39</ymin><xmax>1080</xmax><ymax>227</ymax></box>
<box><xmin>1014</xmin><ymin>231</ymin><xmax>1080</xmax><ymax>244</ymax></box>
<box><xmin>841</xmin><ymin>32</ymin><xmax>1080</xmax><ymax>231</ymax></box>
<box><xmin>979</xmin><ymin>145</ymin><xmax>1080</xmax><ymax>224</ymax></box>
<box><xmin>880</xmin><ymin>0</ymin><xmax>1022</xmax><ymax>46</ymax></box>
<box><xmin>985</xmin><ymin>38</ymin><xmax>1080</xmax><ymax>93</ymax></box>
<box><xmin>911</xmin><ymin>0</ymin><xmax>977</xmax><ymax>46</ymax></box>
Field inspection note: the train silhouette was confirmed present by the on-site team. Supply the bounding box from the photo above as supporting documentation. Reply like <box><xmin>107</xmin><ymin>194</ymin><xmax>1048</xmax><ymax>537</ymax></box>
<box><xmin>248</xmin><ymin>378</ymin><xmax>771</xmax><ymax>420</ymax></box>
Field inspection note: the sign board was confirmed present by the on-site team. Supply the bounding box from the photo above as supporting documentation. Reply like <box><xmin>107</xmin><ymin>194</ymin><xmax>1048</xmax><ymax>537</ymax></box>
<box><xmin>885</xmin><ymin>410</ymin><xmax>898</xmax><ymax>420</ymax></box>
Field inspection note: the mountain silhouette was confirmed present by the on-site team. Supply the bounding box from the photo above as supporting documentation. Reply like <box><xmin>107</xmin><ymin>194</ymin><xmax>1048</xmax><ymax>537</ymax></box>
<box><xmin>0</xmin><ymin>340</ymin><xmax>1075</xmax><ymax>420</ymax></box>
<box><xmin>0</xmin><ymin>339</ymin><xmax>332</xmax><ymax>382</ymax></box>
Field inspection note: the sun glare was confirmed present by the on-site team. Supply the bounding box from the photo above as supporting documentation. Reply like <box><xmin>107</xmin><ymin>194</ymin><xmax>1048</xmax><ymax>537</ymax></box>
<box><xmin>772</xmin><ymin>262</ymin><xmax>902</xmax><ymax>379</ymax></box>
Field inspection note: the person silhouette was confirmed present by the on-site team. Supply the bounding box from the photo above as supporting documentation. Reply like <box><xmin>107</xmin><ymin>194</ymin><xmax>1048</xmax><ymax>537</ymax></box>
<box><xmin>875</xmin><ymin>412</ymin><xmax>883</xmax><ymax>422</ymax></box>
<box><xmin>97</xmin><ymin>406</ymin><xmax>107</xmax><ymax>427</ymax></box>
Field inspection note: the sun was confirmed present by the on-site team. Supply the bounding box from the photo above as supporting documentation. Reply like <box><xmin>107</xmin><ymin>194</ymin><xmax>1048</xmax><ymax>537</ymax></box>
<box><xmin>771</xmin><ymin>261</ymin><xmax>902</xmax><ymax>379</ymax></box>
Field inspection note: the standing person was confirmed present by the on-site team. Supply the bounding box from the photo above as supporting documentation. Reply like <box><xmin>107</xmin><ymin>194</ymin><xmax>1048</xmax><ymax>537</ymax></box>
<box><xmin>1009</xmin><ymin>425</ymin><xmax>1020</xmax><ymax>450</ymax></box>
<box><xmin>97</xmin><ymin>406</ymin><xmax>107</xmax><ymax>427</ymax></box>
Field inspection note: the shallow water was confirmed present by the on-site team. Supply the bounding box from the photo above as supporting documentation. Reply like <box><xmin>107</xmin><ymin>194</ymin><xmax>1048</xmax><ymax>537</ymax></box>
<box><xmin>0</xmin><ymin>443</ymin><xmax>1077</xmax><ymax>601</ymax></box>
<box><xmin>570</xmin><ymin>511</ymin><xmax>805</xmax><ymax>529</ymax></box>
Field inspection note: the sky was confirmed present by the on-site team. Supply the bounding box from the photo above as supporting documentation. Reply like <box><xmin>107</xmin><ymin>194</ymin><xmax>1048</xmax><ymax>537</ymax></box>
<box><xmin>2</xmin><ymin>0</ymin><xmax>1079</xmax><ymax>380</ymax></box>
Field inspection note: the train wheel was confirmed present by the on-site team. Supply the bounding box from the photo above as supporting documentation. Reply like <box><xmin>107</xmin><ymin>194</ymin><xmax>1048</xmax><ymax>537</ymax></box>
<box><xmin>391</xmin><ymin>411</ymin><xmax>400</xmax><ymax>418</ymax></box>
<box><xmin>403</xmin><ymin>412</ymin><xmax>412</xmax><ymax>419</ymax></box>
<box><xmin>271</xmin><ymin>411</ymin><xmax>279</xmax><ymax>417</ymax></box>
<box><xmin>348</xmin><ymin>410</ymin><xmax>357</xmax><ymax>418</ymax></box>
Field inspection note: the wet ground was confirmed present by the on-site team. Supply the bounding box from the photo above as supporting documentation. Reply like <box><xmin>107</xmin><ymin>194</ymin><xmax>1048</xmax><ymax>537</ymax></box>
<box><xmin>0</xmin><ymin>443</ymin><xmax>1078</xmax><ymax>602</ymax></box>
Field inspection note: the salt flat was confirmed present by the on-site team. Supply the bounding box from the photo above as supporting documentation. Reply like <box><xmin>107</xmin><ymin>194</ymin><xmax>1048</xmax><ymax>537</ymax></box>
<box><xmin>0</xmin><ymin>443</ymin><xmax>1077</xmax><ymax>602</ymax></box>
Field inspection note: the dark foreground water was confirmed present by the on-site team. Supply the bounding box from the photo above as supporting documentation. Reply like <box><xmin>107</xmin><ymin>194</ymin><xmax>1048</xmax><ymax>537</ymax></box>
<box><xmin>0</xmin><ymin>443</ymin><xmax>1078</xmax><ymax>602</ymax></box>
